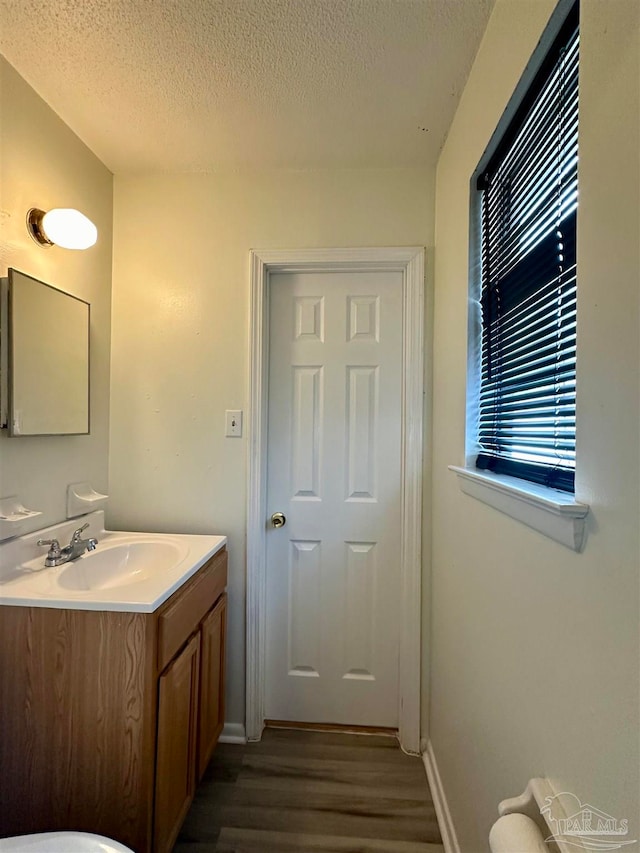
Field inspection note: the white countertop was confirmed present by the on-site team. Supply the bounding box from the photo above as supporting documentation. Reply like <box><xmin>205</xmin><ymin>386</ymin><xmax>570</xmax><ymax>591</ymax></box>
<box><xmin>0</xmin><ymin>511</ymin><xmax>226</xmax><ymax>613</ymax></box>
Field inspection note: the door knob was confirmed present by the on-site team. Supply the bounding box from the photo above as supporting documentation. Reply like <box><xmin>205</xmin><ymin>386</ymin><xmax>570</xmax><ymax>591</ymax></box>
<box><xmin>271</xmin><ymin>512</ymin><xmax>286</xmax><ymax>528</ymax></box>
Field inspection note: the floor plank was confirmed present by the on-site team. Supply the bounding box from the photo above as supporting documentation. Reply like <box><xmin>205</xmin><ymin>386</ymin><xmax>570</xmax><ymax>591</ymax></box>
<box><xmin>173</xmin><ymin>729</ymin><xmax>443</xmax><ymax>853</ymax></box>
<box><xmin>215</xmin><ymin>827</ymin><xmax>446</xmax><ymax>852</ymax></box>
<box><xmin>236</xmin><ymin>753</ymin><xmax>431</xmax><ymax>799</ymax></box>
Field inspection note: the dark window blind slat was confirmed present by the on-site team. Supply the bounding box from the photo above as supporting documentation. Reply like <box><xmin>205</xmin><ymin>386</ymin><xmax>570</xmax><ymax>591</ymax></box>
<box><xmin>483</xmin><ymin>321</ymin><xmax>577</xmax><ymax>368</ymax></box>
<box><xmin>475</xmin><ymin>9</ymin><xmax>579</xmax><ymax>493</ymax></box>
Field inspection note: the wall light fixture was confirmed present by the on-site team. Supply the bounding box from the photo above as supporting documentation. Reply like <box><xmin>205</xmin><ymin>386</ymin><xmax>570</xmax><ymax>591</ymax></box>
<box><xmin>27</xmin><ymin>208</ymin><xmax>98</xmax><ymax>250</ymax></box>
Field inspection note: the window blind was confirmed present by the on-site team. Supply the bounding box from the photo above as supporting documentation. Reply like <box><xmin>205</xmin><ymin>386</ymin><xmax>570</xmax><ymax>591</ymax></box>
<box><xmin>476</xmin><ymin>6</ymin><xmax>579</xmax><ymax>493</ymax></box>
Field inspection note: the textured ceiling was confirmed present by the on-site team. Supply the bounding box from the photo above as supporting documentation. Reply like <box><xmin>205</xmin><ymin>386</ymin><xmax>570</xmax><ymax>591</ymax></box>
<box><xmin>0</xmin><ymin>0</ymin><xmax>494</xmax><ymax>174</ymax></box>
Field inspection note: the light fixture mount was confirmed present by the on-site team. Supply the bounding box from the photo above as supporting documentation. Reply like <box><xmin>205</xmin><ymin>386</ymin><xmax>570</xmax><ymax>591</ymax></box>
<box><xmin>26</xmin><ymin>208</ymin><xmax>53</xmax><ymax>247</ymax></box>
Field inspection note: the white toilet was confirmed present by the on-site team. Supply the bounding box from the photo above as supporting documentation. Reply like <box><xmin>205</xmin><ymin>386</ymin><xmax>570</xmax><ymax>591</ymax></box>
<box><xmin>0</xmin><ymin>832</ymin><xmax>134</xmax><ymax>853</ymax></box>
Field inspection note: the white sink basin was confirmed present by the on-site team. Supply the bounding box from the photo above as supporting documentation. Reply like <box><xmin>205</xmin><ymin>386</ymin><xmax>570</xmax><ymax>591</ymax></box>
<box><xmin>56</xmin><ymin>539</ymin><xmax>189</xmax><ymax>591</ymax></box>
<box><xmin>0</xmin><ymin>511</ymin><xmax>226</xmax><ymax>613</ymax></box>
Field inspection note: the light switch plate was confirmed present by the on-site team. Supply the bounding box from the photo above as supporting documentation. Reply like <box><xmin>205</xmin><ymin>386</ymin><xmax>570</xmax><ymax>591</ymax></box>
<box><xmin>225</xmin><ymin>409</ymin><xmax>243</xmax><ymax>437</ymax></box>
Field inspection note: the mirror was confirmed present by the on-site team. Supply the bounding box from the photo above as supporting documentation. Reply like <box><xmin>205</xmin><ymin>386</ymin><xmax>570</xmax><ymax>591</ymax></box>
<box><xmin>2</xmin><ymin>269</ymin><xmax>90</xmax><ymax>436</ymax></box>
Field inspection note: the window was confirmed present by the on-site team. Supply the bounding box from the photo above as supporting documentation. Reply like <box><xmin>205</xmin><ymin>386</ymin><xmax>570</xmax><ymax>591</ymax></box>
<box><xmin>473</xmin><ymin>4</ymin><xmax>579</xmax><ymax>494</ymax></box>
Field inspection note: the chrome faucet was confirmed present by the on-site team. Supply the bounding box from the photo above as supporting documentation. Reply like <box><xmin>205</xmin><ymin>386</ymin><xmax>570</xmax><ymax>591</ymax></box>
<box><xmin>37</xmin><ymin>523</ymin><xmax>99</xmax><ymax>567</ymax></box>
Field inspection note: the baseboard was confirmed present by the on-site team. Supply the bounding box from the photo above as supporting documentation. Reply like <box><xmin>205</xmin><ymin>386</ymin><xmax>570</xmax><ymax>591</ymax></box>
<box><xmin>218</xmin><ymin>722</ymin><xmax>247</xmax><ymax>744</ymax></box>
<box><xmin>422</xmin><ymin>740</ymin><xmax>461</xmax><ymax>853</ymax></box>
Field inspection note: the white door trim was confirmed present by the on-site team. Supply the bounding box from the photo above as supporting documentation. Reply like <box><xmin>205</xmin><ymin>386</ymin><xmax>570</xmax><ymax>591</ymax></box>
<box><xmin>246</xmin><ymin>247</ymin><xmax>425</xmax><ymax>753</ymax></box>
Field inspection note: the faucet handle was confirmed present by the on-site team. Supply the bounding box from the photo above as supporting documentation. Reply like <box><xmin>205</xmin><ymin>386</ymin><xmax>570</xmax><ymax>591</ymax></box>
<box><xmin>71</xmin><ymin>523</ymin><xmax>89</xmax><ymax>541</ymax></box>
<box><xmin>37</xmin><ymin>538</ymin><xmax>61</xmax><ymax>552</ymax></box>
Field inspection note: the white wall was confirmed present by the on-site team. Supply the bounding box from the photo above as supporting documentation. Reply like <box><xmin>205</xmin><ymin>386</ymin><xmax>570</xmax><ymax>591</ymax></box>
<box><xmin>110</xmin><ymin>168</ymin><xmax>434</xmax><ymax>727</ymax></box>
<box><xmin>0</xmin><ymin>59</ymin><xmax>113</xmax><ymax>532</ymax></box>
<box><xmin>430</xmin><ymin>1</ymin><xmax>639</xmax><ymax>849</ymax></box>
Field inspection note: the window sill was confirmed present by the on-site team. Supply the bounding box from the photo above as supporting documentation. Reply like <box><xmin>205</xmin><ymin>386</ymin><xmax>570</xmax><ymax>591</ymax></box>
<box><xmin>449</xmin><ymin>466</ymin><xmax>589</xmax><ymax>551</ymax></box>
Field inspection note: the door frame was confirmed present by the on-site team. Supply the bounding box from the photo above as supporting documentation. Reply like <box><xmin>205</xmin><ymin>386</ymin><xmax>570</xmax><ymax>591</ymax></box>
<box><xmin>246</xmin><ymin>247</ymin><xmax>425</xmax><ymax>753</ymax></box>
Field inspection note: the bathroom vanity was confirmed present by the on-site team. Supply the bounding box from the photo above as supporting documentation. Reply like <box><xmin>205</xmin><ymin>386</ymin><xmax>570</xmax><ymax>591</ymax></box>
<box><xmin>0</xmin><ymin>515</ymin><xmax>227</xmax><ymax>853</ymax></box>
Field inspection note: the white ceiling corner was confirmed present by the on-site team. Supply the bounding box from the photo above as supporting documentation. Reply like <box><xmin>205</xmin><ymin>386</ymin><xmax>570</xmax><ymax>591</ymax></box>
<box><xmin>0</xmin><ymin>0</ymin><xmax>495</xmax><ymax>174</ymax></box>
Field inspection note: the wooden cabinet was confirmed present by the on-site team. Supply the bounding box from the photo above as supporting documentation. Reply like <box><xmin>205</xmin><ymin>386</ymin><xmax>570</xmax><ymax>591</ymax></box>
<box><xmin>0</xmin><ymin>546</ymin><xmax>227</xmax><ymax>853</ymax></box>
<box><xmin>155</xmin><ymin>632</ymin><xmax>201</xmax><ymax>853</ymax></box>
<box><xmin>197</xmin><ymin>594</ymin><xmax>227</xmax><ymax>780</ymax></box>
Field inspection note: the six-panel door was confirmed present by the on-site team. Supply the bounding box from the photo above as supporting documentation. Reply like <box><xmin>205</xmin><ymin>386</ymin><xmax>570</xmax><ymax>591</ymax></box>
<box><xmin>265</xmin><ymin>270</ymin><xmax>403</xmax><ymax>727</ymax></box>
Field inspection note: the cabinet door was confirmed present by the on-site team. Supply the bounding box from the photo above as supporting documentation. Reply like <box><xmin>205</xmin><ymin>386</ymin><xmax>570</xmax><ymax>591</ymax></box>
<box><xmin>154</xmin><ymin>631</ymin><xmax>200</xmax><ymax>853</ymax></box>
<box><xmin>197</xmin><ymin>593</ymin><xmax>227</xmax><ymax>780</ymax></box>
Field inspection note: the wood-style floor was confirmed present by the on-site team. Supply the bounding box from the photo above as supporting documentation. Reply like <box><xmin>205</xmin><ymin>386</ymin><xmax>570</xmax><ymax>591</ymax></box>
<box><xmin>173</xmin><ymin>728</ymin><xmax>444</xmax><ymax>853</ymax></box>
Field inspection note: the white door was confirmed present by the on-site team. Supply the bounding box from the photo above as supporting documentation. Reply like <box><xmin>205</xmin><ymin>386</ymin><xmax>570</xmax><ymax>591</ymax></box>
<box><xmin>265</xmin><ymin>269</ymin><xmax>403</xmax><ymax>727</ymax></box>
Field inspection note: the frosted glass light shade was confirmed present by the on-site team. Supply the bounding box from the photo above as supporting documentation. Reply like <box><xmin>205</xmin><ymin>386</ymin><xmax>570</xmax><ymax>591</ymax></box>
<box><xmin>41</xmin><ymin>208</ymin><xmax>98</xmax><ymax>249</ymax></box>
<box><xmin>27</xmin><ymin>208</ymin><xmax>98</xmax><ymax>250</ymax></box>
